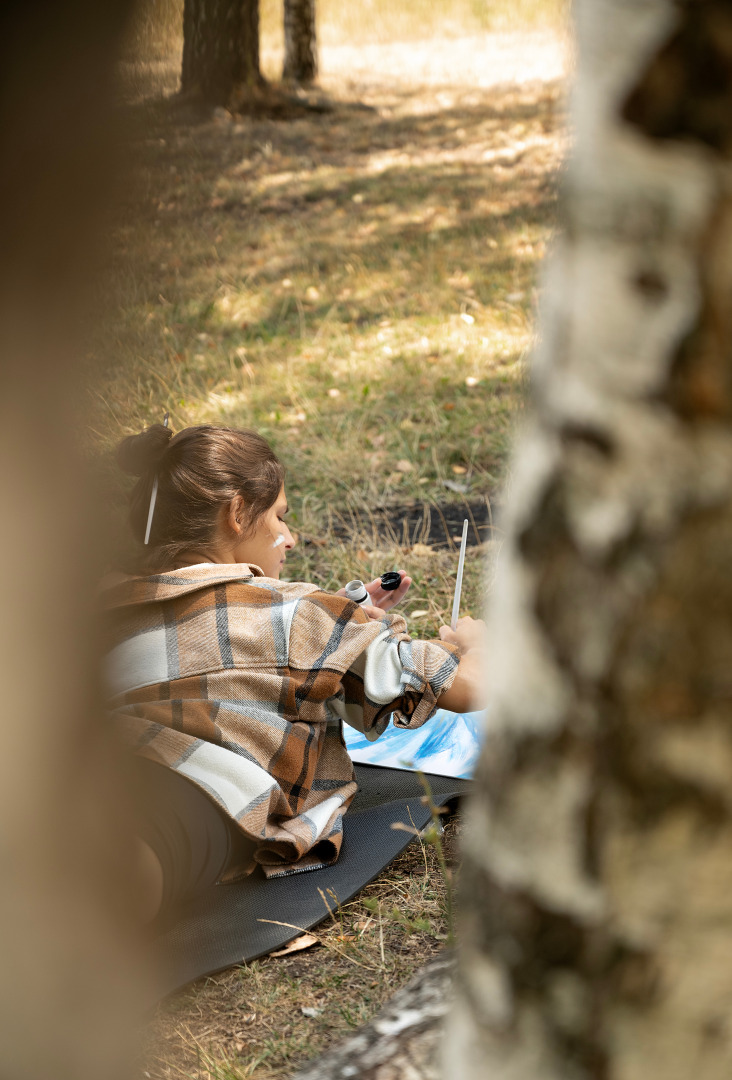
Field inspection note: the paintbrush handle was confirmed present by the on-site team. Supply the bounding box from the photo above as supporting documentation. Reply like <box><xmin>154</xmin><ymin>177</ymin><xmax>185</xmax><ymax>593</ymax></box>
<box><xmin>450</xmin><ymin>519</ymin><xmax>468</xmax><ymax>631</ymax></box>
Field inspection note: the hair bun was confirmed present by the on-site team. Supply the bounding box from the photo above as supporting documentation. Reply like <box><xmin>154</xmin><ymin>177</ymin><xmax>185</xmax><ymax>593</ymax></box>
<box><xmin>116</xmin><ymin>423</ymin><xmax>173</xmax><ymax>477</ymax></box>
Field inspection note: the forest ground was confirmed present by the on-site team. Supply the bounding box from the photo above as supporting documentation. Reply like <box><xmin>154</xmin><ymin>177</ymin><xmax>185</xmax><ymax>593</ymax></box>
<box><xmin>94</xmin><ymin>26</ymin><xmax>569</xmax><ymax>1080</ymax></box>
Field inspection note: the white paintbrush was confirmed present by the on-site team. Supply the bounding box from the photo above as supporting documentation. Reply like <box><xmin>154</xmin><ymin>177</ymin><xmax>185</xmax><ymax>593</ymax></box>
<box><xmin>451</xmin><ymin>518</ymin><xmax>469</xmax><ymax>631</ymax></box>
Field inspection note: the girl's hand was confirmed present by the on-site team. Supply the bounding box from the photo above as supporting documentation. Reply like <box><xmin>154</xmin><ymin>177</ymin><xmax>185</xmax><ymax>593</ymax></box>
<box><xmin>362</xmin><ymin>604</ymin><xmax>387</xmax><ymax>621</ymax></box>
<box><xmin>336</xmin><ymin>571</ymin><xmax>411</xmax><ymax>616</ymax></box>
<box><xmin>364</xmin><ymin>570</ymin><xmax>411</xmax><ymax>611</ymax></box>
<box><xmin>438</xmin><ymin>616</ymin><xmax>487</xmax><ymax>653</ymax></box>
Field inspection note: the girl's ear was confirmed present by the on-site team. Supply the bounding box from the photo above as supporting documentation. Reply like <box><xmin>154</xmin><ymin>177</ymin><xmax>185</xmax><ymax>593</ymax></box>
<box><xmin>227</xmin><ymin>495</ymin><xmax>245</xmax><ymax>535</ymax></box>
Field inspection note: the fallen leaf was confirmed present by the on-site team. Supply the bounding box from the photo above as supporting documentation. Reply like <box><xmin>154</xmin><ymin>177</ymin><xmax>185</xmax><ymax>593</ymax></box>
<box><xmin>410</xmin><ymin>609</ymin><xmax>430</xmax><ymax>619</ymax></box>
<box><xmin>270</xmin><ymin>933</ymin><xmax>318</xmax><ymax>958</ymax></box>
<box><xmin>411</xmin><ymin>543</ymin><xmax>433</xmax><ymax>557</ymax></box>
<box><xmin>465</xmin><ymin>376</ymin><xmax>479</xmax><ymax>387</ymax></box>
<box><xmin>305</xmin><ymin>286</ymin><xmax>320</xmax><ymax>301</ymax></box>
<box><xmin>460</xmin><ymin>312</ymin><xmax>475</xmax><ymax>324</ymax></box>
<box><xmin>328</xmin><ymin>387</ymin><xmax>341</xmax><ymax>398</ymax></box>
<box><xmin>452</xmin><ymin>464</ymin><xmax>467</xmax><ymax>475</ymax></box>
<box><xmin>442</xmin><ymin>479</ymin><xmax>468</xmax><ymax>494</ymax></box>
<box><xmin>301</xmin><ymin>1006</ymin><xmax>323</xmax><ymax>1018</ymax></box>
<box><xmin>443</xmin><ymin>402</ymin><xmax>455</xmax><ymax>412</ymax></box>
<box><xmin>396</xmin><ymin>459</ymin><xmax>414</xmax><ymax>472</ymax></box>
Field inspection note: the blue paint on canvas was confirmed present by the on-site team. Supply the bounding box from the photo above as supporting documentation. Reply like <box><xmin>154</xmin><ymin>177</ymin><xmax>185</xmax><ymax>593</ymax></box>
<box><xmin>344</xmin><ymin>709</ymin><xmax>484</xmax><ymax>780</ymax></box>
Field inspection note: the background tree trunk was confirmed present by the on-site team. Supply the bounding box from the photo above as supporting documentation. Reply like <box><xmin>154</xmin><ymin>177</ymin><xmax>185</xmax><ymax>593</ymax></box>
<box><xmin>283</xmin><ymin>0</ymin><xmax>317</xmax><ymax>85</ymax></box>
<box><xmin>445</xmin><ymin>0</ymin><xmax>732</xmax><ymax>1077</ymax></box>
<box><xmin>181</xmin><ymin>0</ymin><xmax>261</xmax><ymax>107</ymax></box>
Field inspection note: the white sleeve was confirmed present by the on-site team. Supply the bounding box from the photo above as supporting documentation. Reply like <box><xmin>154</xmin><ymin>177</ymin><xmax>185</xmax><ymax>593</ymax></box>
<box><xmin>329</xmin><ymin>622</ymin><xmax>459</xmax><ymax>741</ymax></box>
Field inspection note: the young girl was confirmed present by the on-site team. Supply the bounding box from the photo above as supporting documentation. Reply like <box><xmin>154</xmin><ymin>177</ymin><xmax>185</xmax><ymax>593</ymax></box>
<box><xmin>104</xmin><ymin>423</ymin><xmax>485</xmax><ymax>922</ymax></box>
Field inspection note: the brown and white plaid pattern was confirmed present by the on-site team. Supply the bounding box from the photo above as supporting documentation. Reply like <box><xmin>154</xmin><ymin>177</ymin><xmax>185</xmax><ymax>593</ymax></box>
<box><xmin>102</xmin><ymin>564</ymin><xmax>459</xmax><ymax>878</ymax></box>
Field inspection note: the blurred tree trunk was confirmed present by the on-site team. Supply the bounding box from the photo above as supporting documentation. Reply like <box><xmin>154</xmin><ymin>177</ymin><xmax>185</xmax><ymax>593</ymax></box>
<box><xmin>0</xmin><ymin>2</ymin><xmax>150</xmax><ymax>1078</ymax></box>
<box><xmin>283</xmin><ymin>0</ymin><xmax>317</xmax><ymax>85</ymax></box>
<box><xmin>446</xmin><ymin>0</ymin><xmax>732</xmax><ymax>1078</ymax></box>
<box><xmin>181</xmin><ymin>0</ymin><xmax>261</xmax><ymax>107</ymax></box>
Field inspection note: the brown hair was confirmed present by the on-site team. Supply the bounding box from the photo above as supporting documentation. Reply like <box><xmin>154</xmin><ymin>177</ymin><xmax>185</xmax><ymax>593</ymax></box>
<box><xmin>116</xmin><ymin>424</ymin><xmax>285</xmax><ymax>568</ymax></box>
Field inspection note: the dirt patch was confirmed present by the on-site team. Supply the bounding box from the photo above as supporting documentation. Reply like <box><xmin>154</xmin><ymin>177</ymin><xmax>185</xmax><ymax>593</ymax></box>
<box><xmin>324</xmin><ymin>497</ymin><xmax>498</xmax><ymax>551</ymax></box>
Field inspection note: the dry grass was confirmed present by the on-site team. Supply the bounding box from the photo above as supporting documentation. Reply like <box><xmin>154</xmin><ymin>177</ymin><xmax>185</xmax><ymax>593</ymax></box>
<box><xmin>93</xmin><ymin>35</ymin><xmax>567</xmax><ymax>576</ymax></box>
<box><xmin>92</xmin><ymin>13</ymin><xmax>569</xmax><ymax>1079</ymax></box>
<box><xmin>141</xmin><ymin>818</ymin><xmax>461</xmax><ymax>1080</ymax></box>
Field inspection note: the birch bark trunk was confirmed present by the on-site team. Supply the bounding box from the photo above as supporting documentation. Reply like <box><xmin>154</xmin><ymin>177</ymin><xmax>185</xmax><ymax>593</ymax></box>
<box><xmin>446</xmin><ymin>1</ymin><xmax>732</xmax><ymax>1077</ymax></box>
<box><xmin>283</xmin><ymin>0</ymin><xmax>318</xmax><ymax>85</ymax></box>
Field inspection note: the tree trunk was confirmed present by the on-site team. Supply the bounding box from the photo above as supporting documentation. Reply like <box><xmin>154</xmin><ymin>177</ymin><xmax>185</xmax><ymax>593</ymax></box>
<box><xmin>445</xmin><ymin>0</ymin><xmax>732</xmax><ymax>1077</ymax></box>
<box><xmin>181</xmin><ymin>0</ymin><xmax>261</xmax><ymax>107</ymax></box>
<box><xmin>0</xmin><ymin>2</ymin><xmax>150</xmax><ymax>1078</ymax></box>
<box><xmin>293</xmin><ymin>954</ymin><xmax>453</xmax><ymax>1080</ymax></box>
<box><xmin>283</xmin><ymin>0</ymin><xmax>317</xmax><ymax>85</ymax></box>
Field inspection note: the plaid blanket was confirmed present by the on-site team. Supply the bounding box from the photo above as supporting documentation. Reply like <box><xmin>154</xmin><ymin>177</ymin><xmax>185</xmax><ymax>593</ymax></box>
<box><xmin>102</xmin><ymin>564</ymin><xmax>459</xmax><ymax>878</ymax></box>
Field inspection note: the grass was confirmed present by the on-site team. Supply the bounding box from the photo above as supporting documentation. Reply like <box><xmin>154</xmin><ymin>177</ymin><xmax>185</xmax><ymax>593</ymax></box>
<box><xmin>92</xmin><ymin>44</ymin><xmax>563</xmax><ymax>579</ymax></box>
<box><xmin>92</xmin><ymin>11</ymin><xmax>568</xmax><ymax>1078</ymax></box>
<box><xmin>142</xmin><ymin>818</ymin><xmax>461</xmax><ymax>1079</ymax></box>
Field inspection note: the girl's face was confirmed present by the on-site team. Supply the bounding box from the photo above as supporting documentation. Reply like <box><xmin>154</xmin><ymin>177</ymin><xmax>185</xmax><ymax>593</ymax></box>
<box><xmin>232</xmin><ymin>485</ymin><xmax>295</xmax><ymax>578</ymax></box>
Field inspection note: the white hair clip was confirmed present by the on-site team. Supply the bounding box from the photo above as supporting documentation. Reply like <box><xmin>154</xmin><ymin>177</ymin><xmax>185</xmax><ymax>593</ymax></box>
<box><xmin>144</xmin><ymin>412</ymin><xmax>169</xmax><ymax>545</ymax></box>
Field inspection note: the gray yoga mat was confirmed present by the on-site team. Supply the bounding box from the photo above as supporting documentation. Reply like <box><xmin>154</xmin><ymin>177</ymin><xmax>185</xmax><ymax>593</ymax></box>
<box><xmin>155</xmin><ymin>764</ymin><xmax>469</xmax><ymax>996</ymax></box>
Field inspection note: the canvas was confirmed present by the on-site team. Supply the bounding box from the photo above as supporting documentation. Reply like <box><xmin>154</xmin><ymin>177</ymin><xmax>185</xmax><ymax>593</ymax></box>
<box><xmin>344</xmin><ymin>708</ymin><xmax>484</xmax><ymax>780</ymax></box>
